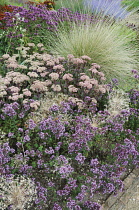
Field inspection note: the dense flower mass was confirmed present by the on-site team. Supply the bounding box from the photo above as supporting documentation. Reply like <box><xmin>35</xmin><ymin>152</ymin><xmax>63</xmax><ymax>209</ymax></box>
<box><xmin>0</xmin><ymin>0</ymin><xmax>139</xmax><ymax>209</ymax></box>
<box><xmin>1</xmin><ymin>5</ymin><xmax>96</xmax><ymax>54</ymax></box>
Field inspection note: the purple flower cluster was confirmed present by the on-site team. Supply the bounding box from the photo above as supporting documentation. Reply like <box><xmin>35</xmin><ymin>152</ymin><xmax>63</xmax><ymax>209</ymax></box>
<box><xmin>2</xmin><ymin>102</ymin><xmax>19</xmax><ymax>117</ymax></box>
<box><xmin>68</xmin><ymin>116</ymin><xmax>94</xmax><ymax>154</ymax></box>
<box><xmin>0</xmin><ymin>142</ymin><xmax>15</xmax><ymax>176</ymax></box>
<box><xmin>75</xmin><ymin>153</ymin><xmax>86</xmax><ymax>164</ymax></box>
<box><xmin>39</xmin><ymin>117</ymin><xmax>65</xmax><ymax>139</ymax></box>
<box><xmin>3</xmin><ymin>6</ymin><xmax>96</xmax><ymax>52</ymax></box>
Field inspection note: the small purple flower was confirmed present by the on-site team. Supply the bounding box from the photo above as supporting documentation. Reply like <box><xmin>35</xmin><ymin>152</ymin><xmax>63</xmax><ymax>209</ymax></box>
<box><xmin>19</xmin><ymin>112</ymin><xmax>25</xmax><ymax>118</ymax></box>
<box><xmin>45</xmin><ymin>147</ymin><xmax>55</xmax><ymax>154</ymax></box>
<box><xmin>37</xmin><ymin>159</ymin><xmax>44</xmax><ymax>168</ymax></box>
<box><xmin>2</xmin><ymin>104</ymin><xmax>16</xmax><ymax>117</ymax></box>
<box><xmin>131</xmin><ymin>69</ymin><xmax>138</xmax><ymax>74</ymax></box>
<box><xmin>28</xmin><ymin>119</ymin><xmax>37</xmax><ymax>130</ymax></box>
<box><xmin>53</xmin><ymin>203</ymin><xmax>62</xmax><ymax>210</ymax></box>
<box><xmin>18</xmin><ymin>128</ymin><xmax>23</xmax><ymax>132</ymax></box>
<box><xmin>8</xmin><ymin>132</ymin><xmax>14</xmax><ymax>137</ymax></box>
<box><xmin>23</xmin><ymin>135</ymin><xmax>30</xmax><ymax>142</ymax></box>
<box><xmin>90</xmin><ymin>158</ymin><xmax>99</xmax><ymax>167</ymax></box>
<box><xmin>16</xmin><ymin>142</ymin><xmax>22</xmax><ymax>147</ymax></box>
<box><xmin>67</xmin><ymin>198</ymin><xmax>76</xmax><ymax>209</ymax></box>
<box><xmin>49</xmin><ymin>104</ymin><xmax>59</xmax><ymax>112</ymax></box>
<box><xmin>59</xmin><ymin>164</ymin><xmax>74</xmax><ymax>178</ymax></box>
<box><xmin>48</xmin><ymin>181</ymin><xmax>55</xmax><ymax>187</ymax></box>
<box><xmin>38</xmin><ymin>132</ymin><xmax>45</xmax><ymax>139</ymax></box>
<box><xmin>75</xmin><ymin>153</ymin><xmax>86</xmax><ymax>164</ymax></box>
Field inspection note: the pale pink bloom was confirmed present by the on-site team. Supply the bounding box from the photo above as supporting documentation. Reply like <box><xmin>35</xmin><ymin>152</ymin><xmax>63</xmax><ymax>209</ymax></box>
<box><xmin>57</xmin><ymin>57</ymin><xmax>65</xmax><ymax>61</ymax></box>
<box><xmin>18</xmin><ymin>65</ymin><xmax>27</xmax><ymax>70</ymax></box>
<box><xmin>37</xmin><ymin>43</ymin><xmax>44</xmax><ymax>47</ymax></box>
<box><xmin>30</xmin><ymin>101</ymin><xmax>40</xmax><ymax>110</ymax></box>
<box><xmin>30</xmin><ymin>61</ymin><xmax>41</xmax><ymax>66</ymax></box>
<box><xmin>36</xmin><ymin>54</ymin><xmax>44</xmax><ymax>60</ymax></box>
<box><xmin>46</xmin><ymin>61</ymin><xmax>55</xmax><ymax>66</ymax></box>
<box><xmin>53</xmin><ymin>58</ymin><xmax>60</xmax><ymax>64</ymax></box>
<box><xmin>91</xmin><ymin>63</ymin><xmax>101</xmax><ymax>69</ymax></box>
<box><xmin>7</xmin><ymin>63</ymin><xmax>18</xmax><ymax>69</ymax></box>
<box><xmin>11</xmin><ymin>94</ymin><xmax>19</xmax><ymax>101</ymax></box>
<box><xmin>0</xmin><ymin>83</ymin><xmax>6</xmax><ymax>91</ymax></box>
<box><xmin>97</xmin><ymin>72</ymin><xmax>105</xmax><ymax>77</ymax></box>
<box><xmin>90</xmin><ymin>79</ymin><xmax>98</xmax><ymax>85</ymax></box>
<box><xmin>23</xmin><ymin>99</ymin><xmax>28</xmax><ymax>104</ymax></box>
<box><xmin>81</xmin><ymin>55</ymin><xmax>91</xmax><ymax>61</ymax></box>
<box><xmin>53</xmin><ymin>65</ymin><xmax>65</xmax><ymax>71</ymax></box>
<box><xmin>30</xmin><ymin>81</ymin><xmax>47</xmax><ymax>92</ymax></box>
<box><xmin>45</xmin><ymin>80</ymin><xmax>52</xmax><ymax>86</ymax></box>
<box><xmin>13</xmin><ymin>75</ymin><xmax>30</xmax><ymax>84</ymax></box>
<box><xmin>40</xmin><ymin>72</ymin><xmax>49</xmax><ymax>77</ymax></box>
<box><xmin>0</xmin><ymin>90</ymin><xmax>7</xmax><ymax>97</ymax></box>
<box><xmin>18</xmin><ymin>94</ymin><xmax>23</xmax><ymax>99</ymax></box>
<box><xmin>40</xmin><ymin>47</ymin><xmax>45</xmax><ymax>51</ymax></box>
<box><xmin>68</xmin><ymin>85</ymin><xmax>78</xmax><ymax>93</ymax></box>
<box><xmin>99</xmin><ymin>86</ymin><xmax>106</xmax><ymax>93</ymax></box>
<box><xmin>51</xmin><ymin>84</ymin><xmax>61</xmax><ymax>92</ymax></box>
<box><xmin>72</xmin><ymin>58</ymin><xmax>84</xmax><ymax>65</ymax></box>
<box><xmin>89</xmin><ymin>68</ymin><xmax>98</xmax><ymax>74</ymax></box>
<box><xmin>27</xmin><ymin>43</ymin><xmax>35</xmax><ymax>47</ymax></box>
<box><xmin>9</xmin><ymin>86</ymin><xmax>20</xmax><ymax>93</ymax></box>
<box><xmin>4</xmin><ymin>78</ymin><xmax>11</xmax><ymax>85</ymax></box>
<box><xmin>42</xmin><ymin>54</ymin><xmax>52</xmax><ymax>61</ymax></box>
<box><xmin>2</xmin><ymin>54</ymin><xmax>10</xmax><ymax>59</ymax></box>
<box><xmin>77</xmin><ymin>101</ymin><xmax>84</xmax><ymax>109</ymax></box>
<box><xmin>68</xmin><ymin>97</ymin><xmax>84</xmax><ymax>109</ymax></box>
<box><xmin>7</xmin><ymin>57</ymin><xmax>16</xmax><ymax>63</ymax></box>
<box><xmin>83</xmin><ymin>81</ymin><xmax>92</xmax><ymax>89</ymax></box>
<box><xmin>49</xmin><ymin>73</ymin><xmax>59</xmax><ymax>80</ymax></box>
<box><xmin>67</xmin><ymin>54</ymin><xmax>74</xmax><ymax>60</ymax></box>
<box><xmin>37</xmin><ymin>67</ymin><xmax>46</xmax><ymax>73</ymax></box>
<box><xmin>91</xmin><ymin>98</ymin><xmax>97</xmax><ymax>104</ymax></box>
<box><xmin>27</xmin><ymin>72</ymin><xmax>39</xmax><ymax>78</ymax></box>
<box><xmin>78</xmin><ymin>82</ymin><xmax>84</xmax><ymax>87</ymax></box>
<box><xmin>23</xmin><ymin>91</ymin><xmax>31</xmax><ymax>97</ymax></box>
<box><xmin>100</xmin><ymin>77</ymin><xmax>106</xmax><ymax>81</ymax></box>
<box><xmin>68</xmin><ymin>97</ymin><xmax>79</xmax><ymax>103</ymax></box>
<box><xmin>29</xmin><ymin>66</ymin><xmax>38</xmax><ymax>71</ymax></box>
<box><xmin>23</xmin><ymin>89</ymin><xmax>31</xmax><ymax>97</ymax></box>
<box><xmin>62</xmin><ymin>73</ymin><xmax>73</xmax><ymax>81</ymax></box>
<box><xmin>6</xmin><ymin>71</ymin><xmax>18</xmax><ymax>77</ymax></box>
<box><xmin>80</xmin><ymin>75</ymin><xmax>90</xmax><ymax>81</ymax></box>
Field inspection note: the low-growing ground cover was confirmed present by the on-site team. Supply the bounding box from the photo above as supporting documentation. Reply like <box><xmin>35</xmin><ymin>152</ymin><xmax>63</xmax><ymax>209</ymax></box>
<box><xmin>0</xmin><ymin>0</ymin><xmax>139</xmax><ymax>210</ymax></box>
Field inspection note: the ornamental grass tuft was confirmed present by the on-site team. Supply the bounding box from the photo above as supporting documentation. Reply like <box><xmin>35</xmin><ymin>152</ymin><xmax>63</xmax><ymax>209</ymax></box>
<box><xmin>50</xmin><ymin>20</ymin><xmax>139</xmax><ymax>89</ymax></box>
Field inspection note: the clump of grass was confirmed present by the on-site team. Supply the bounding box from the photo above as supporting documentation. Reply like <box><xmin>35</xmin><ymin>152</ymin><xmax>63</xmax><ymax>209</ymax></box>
<box><xmin>55</xmin><ymin>0</ymin><xmax>90</xmax><ymax>13</ymax></box>
<box><xmin>50</xmin><ymin>20</ymin><xmax>138</xmax><ymax>89</ymax></box>
<box><xmin>84</xmin><ymin>0</ymin><xmax>131</xmax><ymax>20</ymax></box>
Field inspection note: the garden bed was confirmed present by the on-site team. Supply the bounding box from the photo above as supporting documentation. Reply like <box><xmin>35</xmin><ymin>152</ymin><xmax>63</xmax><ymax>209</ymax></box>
<box><xmin>0</xmin><ymin>1</ymin><xmax>139</xmax><ymax>209</ymax></box>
